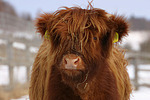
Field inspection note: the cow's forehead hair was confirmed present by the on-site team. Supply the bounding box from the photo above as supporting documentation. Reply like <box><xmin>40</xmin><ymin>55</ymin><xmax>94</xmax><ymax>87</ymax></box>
<box><xmin>48</xmin><ymin>7</ymin><xmax>109</xmax><ymax>37</ymax></box>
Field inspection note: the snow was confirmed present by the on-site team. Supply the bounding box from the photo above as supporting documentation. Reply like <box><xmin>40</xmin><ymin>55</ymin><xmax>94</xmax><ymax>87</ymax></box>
<box><xmin>13</xmin><ymin>42</ymin><xmax>26</xmax><ymax>50</ymax></box>
<box><xmin>138</xmin><ymin>71</ymin><xmax>150</xmax><ymax>84</ymax></box>
<box><xmin>127</xmin><ymin>65</ymin><xmax>150</xmax><ymax>100</ymax></box>
<box><xmin>13</xmin><ymin>32</ymin><xmax>35</xmax><ymax>40</ymax></box>
<box><xmin>11</xmin><ymin>88</ymin><xmax>150</xmax><ymax>100</ymax></box>
<box><xmin>127</xmin><ymin>65</ymin><xmax>135</xmax><ymax>79</ymax></box>
<box><xmin>0</xmin><ymin>64</ymin><xmax>149</xmax><ymax>100</ymax></box>
<box><xmin>0</xmin><ymin>40</ymin><xmax>38</xmax><ymax>52</ymax></box>
<box><xmin>138</xmin><ymin>65</ymin><xmax>150</xmax><ymax>70</ymax></box>
<box><xmin>11</xmin><ymin>95</ymin><xmax>29</xmax><ymax>100</ymax></box>
<box><xmin>121</xmin><ymin>31</ymin><xmax>150</xmax><ymax>51</ymax></box>
<box><xmin>29</xmin><ymin>46</ymin><xmax>39</xmax><ymax>53</ymax></box>
<box><xmin>1</xmin><ymin>39</ymin><xmax>38</xmax><ymax>53</ymax></box>
<box><xmin>127</xmin><ymin>65</ymin><xmax>150</xmax><ymax>85</ymax></box>
<box><xmin>130</xmin><ymin>87</ymin><xmax>150</xmax><ymax>100</ymax></box>
<box><xmin>13</xmin><ymin>66</ymin><xmax>27</xmax><ymax>84</ymax></box>
<box><xmin>0</xmin><ymin>39</ymin><xmax>6</xmax><ymax>44</ymax></box>
<box><xmin>0</xmin><ymin>65</ymin><xmax>9</xmax><ymax>85</ymax></box>
<box><xmin>0</xmin><ymin>29</ymin><xmax>36</xmax><ymax>40</ymax></box>
<box><xmin>0</xmin><ymin>65</ymin><xmax>27</xmax><ymax>85</ymax></box>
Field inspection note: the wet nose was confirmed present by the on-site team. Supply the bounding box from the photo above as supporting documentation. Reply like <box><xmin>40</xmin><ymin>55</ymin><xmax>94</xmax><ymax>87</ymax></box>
<box><xmin>62</xmin><ymin>54</ymin><xmax>84</xmax><ymax>70</ymax></box>
<box><xmin>64</xmin><ymin>57</ymin><xmax>80</xmax><ymax>68</ymax></box>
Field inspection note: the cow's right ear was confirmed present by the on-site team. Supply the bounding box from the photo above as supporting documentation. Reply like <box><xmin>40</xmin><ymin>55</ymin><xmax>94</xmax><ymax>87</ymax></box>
<box><xmin>106</xmin><ymin>14</ymin><xmax>129</xmax><ymax>42</ymax></box>
<box><xmin>35</xmin><ymin>13</ymin><xmax>53</xmax><ymax>37</ymax></box>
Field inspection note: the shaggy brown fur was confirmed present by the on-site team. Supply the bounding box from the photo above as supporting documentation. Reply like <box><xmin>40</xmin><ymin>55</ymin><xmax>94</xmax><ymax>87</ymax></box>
<box><xmin>29</xmin><ymin>5</ymin><xmax>132</xmax><ymax>100</ymax></box>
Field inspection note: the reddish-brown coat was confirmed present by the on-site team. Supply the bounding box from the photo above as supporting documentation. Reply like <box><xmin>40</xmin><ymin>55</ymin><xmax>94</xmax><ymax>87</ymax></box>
<box><xmin>29</xmin><ymin>6</ymin><xmax>132</xmax><ymax>100</ymax></box>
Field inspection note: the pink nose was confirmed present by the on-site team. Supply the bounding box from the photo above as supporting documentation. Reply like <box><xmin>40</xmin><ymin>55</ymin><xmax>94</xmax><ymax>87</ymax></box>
<box><xmin>62</xmin><ymin>54</ymin><xmax>84</xmax><ymax>70</ymax></box>
<box><xmin>64</xmin><ymin>57</ymin><xmax>79</xmax><ymax>69</ymax></box>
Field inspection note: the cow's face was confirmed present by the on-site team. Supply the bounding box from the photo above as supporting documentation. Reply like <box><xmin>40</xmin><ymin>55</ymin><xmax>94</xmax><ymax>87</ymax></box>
<box><xmin>35</xmin><ymin>7</ymin><xmax>128</xmax><ymax>84</ymax></box>
<box><xmin>49</xmin><ymin>25</ymin><xmax>102</xmax><ymax>84</ymax></box>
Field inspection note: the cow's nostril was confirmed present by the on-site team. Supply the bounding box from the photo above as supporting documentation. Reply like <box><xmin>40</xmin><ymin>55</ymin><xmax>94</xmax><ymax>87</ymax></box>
<box><xmin>64</xmin><ymin>58</ymin><xmax>67</xmax><ymax>64</ymax></box>
<box><xmin>64</xmin><ymin>58</ymin><xmax>79</xmax><ymax>66</ymax></box>
<box><xmin>74</xmin><ymin>58</ymin><xmax>79</xmax><ymax>64</ymax></box>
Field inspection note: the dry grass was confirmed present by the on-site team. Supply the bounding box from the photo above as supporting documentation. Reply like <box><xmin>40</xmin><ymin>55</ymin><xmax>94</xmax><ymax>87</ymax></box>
<box><xmin>0</xmin><ymin>83</ymin><xmax>29</xmax><ymax>100</ymax></box>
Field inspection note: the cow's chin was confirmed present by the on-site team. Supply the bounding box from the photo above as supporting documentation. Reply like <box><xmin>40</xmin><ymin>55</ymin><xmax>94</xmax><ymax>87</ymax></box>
<box><xmin>60</xmin><ymin>69</ymin><xmax>87</xmax><ymax>84</ymax></box>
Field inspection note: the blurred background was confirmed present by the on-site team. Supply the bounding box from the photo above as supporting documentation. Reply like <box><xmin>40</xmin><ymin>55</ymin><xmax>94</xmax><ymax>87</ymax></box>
<box><xmin>0</xmin><ymin>0</ymin><xmax>150</xmax><ymax>100</ymax></box>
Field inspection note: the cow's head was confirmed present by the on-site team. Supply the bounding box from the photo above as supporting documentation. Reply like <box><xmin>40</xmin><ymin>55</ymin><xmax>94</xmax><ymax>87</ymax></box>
<box><xmin>35</xmin><ymin>7</ymin><xmax>128</xmax><ymax>87</ymax></box>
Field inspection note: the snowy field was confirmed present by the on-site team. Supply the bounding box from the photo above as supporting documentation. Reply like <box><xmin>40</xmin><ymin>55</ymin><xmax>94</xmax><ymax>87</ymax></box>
<box><xmin>0</xmin><ymin>64</ymin><xmax>150</xmax><ymax>100</ymax></box>
<box><xmin>0</xmin><ymin>65</ymin><xmax>27</xmax><ymax>85</ymax></box>
<box><xmin>130</xmin><ymin>87</ymin><xmax>150</xmax><ymax>100</ymax></box>
<box><xmin>11</xmin><ymin>95</ymin><xmax>29</xmax><ymax>100</ymax></box>
<box><xmin>128</xmin><ymin>65</ymin><xmax>150</xmax><ymax>100</ymax></box>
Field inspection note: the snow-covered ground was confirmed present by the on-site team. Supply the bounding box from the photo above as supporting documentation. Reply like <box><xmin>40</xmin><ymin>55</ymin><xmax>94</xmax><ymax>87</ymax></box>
<box><xmin>13</xmin><ymin>32</ymin><xmax>35</xmax><ymax>40</ymax></box>
<box><xmin>130</xmin><ymin>87</ymin><xmax>150</xmax><ymax>100</ymax></box>
<box><xmin>11</xmin><ymin>95</ymin><xmax>29</xmax><ymax>100</ymax></box>
<box><xmin>128</xmin><ymin>65</ymin><xmax>150</xmax><ymax>100</ymax></box>
<box><xmin>11</xmin><ymin>88</ymin><xmax>150</xmax><ymax>100</ymax></box>
<box><xmin>0</xmin><ymin>64</ymin><xmax>150</xmax><ymax>100</ymax></box>
<box><xmin>121</xmin><ymin>31</ymin><xmax>150</xmax><ymax>51</ymax></box>
<box><xmin>0</xmin><ymin>65</ymin><xmax>27</xmax><ymax>85</ymax></box>
<box><xmin>0</xmin><ymin>38</ymin><xmax>39</xmax><ymax>52</ymax></box>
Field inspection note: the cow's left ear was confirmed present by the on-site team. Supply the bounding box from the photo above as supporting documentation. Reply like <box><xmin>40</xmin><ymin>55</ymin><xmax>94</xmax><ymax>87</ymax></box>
<box><xmin>35</xmin><ymin>13</ymin><xmax>53</xmax><ymax>37</ymax></box>
<box><xmin>107</xmin><ymin>14</ymin><xmax>129</xmax><ymax>42</ymax></box>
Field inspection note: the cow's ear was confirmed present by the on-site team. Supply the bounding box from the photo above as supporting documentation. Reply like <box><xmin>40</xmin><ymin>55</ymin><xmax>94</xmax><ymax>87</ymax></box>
<box><xmin>35</xmin><ymin>13</ymin><xmax>53</xmax><ymax>37</ymax></box>
<box><xmin>107</xmin><ymin>14</ymin><xmax>129</xmax><ymax>42</ymax></box>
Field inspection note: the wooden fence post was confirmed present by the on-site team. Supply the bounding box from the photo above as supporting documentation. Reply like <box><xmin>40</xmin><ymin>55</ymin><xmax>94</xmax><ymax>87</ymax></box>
<box><xmin>26</xmin><ymin>44</ymin><xmax>31</xmax><ymax>82</ymax></box>
<box><xmin>26</xmin><ymin>66</ymin><xmax>30</xmax><ymax>82</ymax></box>
<box><xmin>133</xmin><ymin>57</ymin><xmax>139</xmax><ymax>90</ymax></box>
<box><xmin>7</xmin><ymin>40</ymin><xmax>14</xmax><ymax>89</ymax></box>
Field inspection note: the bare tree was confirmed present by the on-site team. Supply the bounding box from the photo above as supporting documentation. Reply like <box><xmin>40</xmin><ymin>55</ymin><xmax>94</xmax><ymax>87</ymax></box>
<box><xmin>21</xmin><ymin>12</ymin><xmax>32</xmax><ymax>21</ymax></box>
<box><xmin>128</xmin><ymin>16</ymin><xmax>150</xmax><ymax>31</ymax></box>
<box><xmin>0</xmin><ymin>0</ymin><xmax>17</xmax><ymax>16</ymax></box>
<box><xmin>140</xmin><ymin>39</ymin><xmax>150</xmax><ymax>52</ymax></box>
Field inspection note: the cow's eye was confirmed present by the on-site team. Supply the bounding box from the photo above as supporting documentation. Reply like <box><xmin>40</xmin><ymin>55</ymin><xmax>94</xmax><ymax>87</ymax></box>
<box><xmin>52</xmin><ymin>35</ymin><xmax>61</xmax><ymax>46</ymax></box>
<box><xmin>93</xmin><ymin>37</ymin><xmax>97</xmax><ymax>40</ymax></box>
